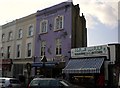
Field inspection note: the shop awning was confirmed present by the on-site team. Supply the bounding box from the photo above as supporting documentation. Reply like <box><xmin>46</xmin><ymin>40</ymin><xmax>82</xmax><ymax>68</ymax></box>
<box><xmin>62</xmin><ymin>58</ymin><xmax>104</xmax><ymax>74</ymax></box>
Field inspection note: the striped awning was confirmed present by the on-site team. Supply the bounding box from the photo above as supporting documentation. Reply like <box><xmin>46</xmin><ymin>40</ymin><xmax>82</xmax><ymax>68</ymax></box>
<box><xmin>62</xmin><ymin>58</ymin><xmax>104</xmax><ymax>74</ymax></box>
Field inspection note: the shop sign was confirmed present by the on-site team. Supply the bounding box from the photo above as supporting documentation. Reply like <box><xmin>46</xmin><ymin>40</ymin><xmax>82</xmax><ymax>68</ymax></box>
<box><xmin>71</xmin><ymin>45</ymin><xmax>108</xmax><ymax>58</ymax></box>
<box><xmin>1</xmin><ymin>59</ymin><xmax>12</xmax><ymax>64</ymax></box>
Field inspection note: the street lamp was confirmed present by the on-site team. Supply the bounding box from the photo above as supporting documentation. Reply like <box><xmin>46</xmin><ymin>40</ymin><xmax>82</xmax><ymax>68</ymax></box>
<box><xmin>41</xmin><ymin>55</ymin><xmax>47</xmax><ymax>77</ymax></box>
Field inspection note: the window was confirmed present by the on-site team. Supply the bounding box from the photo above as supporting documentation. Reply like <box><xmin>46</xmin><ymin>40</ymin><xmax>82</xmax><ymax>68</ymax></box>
<box><xmin>28</xmin><ymin>25</ymin><xmax>33</xmax><ymax>36</ymax></box>
<box><xmin>40</xmin><ymin>20</ymin><xmax>48</xmax><ymax>34</ymax></box>
<box><xmin>54</xmin><ymin>16</ymin><xmax>64</xmax><ymax>31</ymax></box>
<box><xmin>27</xmin><ymin>43</ymin><xmax>32</xmax><ymax>57</ymax></box>
<box><xmin>7</xmin><ymin>46</ymin><xmax>11</xmax><ymax>58</ymax></box>
<box><xmin>1</xmin><ymin>47</ymin><xmax>4</xmax><ymax>57</ymax></box>
<box><xmin>8</xmin><ymin>31</ymin><xmax>13</xmax><ymax>40</ymax></box>
<box><xmin>18</xmin><ymin>29</ymin><xmax>22</xmax><ymax>39</ymax></box>
<box><xmin>16</xmin><ymin>44</ymin><xmax>21</xmax><ymax>58</ymax></box>
<box><xmin>55</xmin><ymin>38</ymin><xmax>62</xmax><ymax>55</ymax></box>
<box><xmin>41</xmin><ymin>41</ymin><xmax>46</xmax><ymax>56</ymax></box>
<box><xmin>2</xmin><ymin>34</ymin><xmax>5</xmax><ymax>42</ymax></box>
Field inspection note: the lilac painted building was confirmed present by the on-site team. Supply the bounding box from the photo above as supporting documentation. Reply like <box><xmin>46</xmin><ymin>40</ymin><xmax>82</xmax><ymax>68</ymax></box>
<box><xmin>34</xmin><ymin>1</ymin><xmax>87</xmax><ymax>77</ymax></box>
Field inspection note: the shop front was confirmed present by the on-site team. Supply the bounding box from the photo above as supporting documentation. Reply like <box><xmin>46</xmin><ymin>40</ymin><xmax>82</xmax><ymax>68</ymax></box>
<box><xmin>12</xmin><ymin>58</ymin><xmax>33</xmax><ymax>78</ymax></box>
<box><xmin>62</xmin><ymin>57</ymin><xmax>105</xmax><ymax>88</ymax></box>
<box><xmin>62</xmin><ymin>45</ymin><xmax>109</xmax><ymax>88</ymax></box>
<box><xmin>1</xmin><ymin>59</ymin><xmax>13</xmax><ymax>77</ymax></box>
<box><xmin>31</xmin><ymin>56</ymin><xmax>65</xmax><ymax>78</ymax></box>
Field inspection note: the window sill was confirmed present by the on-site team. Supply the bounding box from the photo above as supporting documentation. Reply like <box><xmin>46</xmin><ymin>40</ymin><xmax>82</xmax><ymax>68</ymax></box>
<box><xmin>55</xmin><ymin>55</ymin><xmax>62</xmax><ymax>57</ymax></box>
<box><xmin>17</xmin><ymin>38</ymin><xmax>22</xmax><ymax>40</ymax></box>
<box><xmin>6</xmin><ymin>39</ymin><xmax>14</xmax><ymax>42</ymax></box>
<box><xmin>54</xmin><ymin>28</ymin><xmax>63</xmax><ymax>32</ymax></box>
<box><xmin>25</xmin><ymin>56</ymin><xmax>33</xmax><ymax>59</ymax></box>
<box><xmin>27</xmin><ymin>35</ymin><xmax>34</xmax><ymax>38</ymax></box>
<box><xmin>39</xmin><ymin>32</ymin><xmax>48</xmax><ymax>35</ymax></box>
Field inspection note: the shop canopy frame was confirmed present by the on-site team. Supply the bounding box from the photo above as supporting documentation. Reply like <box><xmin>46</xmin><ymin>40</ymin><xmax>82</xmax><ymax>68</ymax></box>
<box><xmin>62</xmin><ymin>58</ymin><xmax>104</xmax><ymax>74</ymax></box>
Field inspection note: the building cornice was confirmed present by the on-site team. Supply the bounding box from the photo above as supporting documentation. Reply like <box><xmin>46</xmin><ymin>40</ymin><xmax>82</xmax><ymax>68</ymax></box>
<box><xmin>2</xmin><ymin>20</ymin><xmax>16</xmax><ymax>29</ymax></box>
<box><xmin>36</xmin><ymin>2</ymin><xmax>73</xmax><ymax>16</ymax></box>
<box><xmin>16</xmin><ymin>13</ymin><xmax>36</xmax><ymax>24</ymax></box>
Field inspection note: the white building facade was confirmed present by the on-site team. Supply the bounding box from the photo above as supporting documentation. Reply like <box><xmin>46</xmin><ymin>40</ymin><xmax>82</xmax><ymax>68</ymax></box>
<box><xmin>1</xmin><ymin>21</ymin><xmax>16</xmax><ymax>77</ymax></box>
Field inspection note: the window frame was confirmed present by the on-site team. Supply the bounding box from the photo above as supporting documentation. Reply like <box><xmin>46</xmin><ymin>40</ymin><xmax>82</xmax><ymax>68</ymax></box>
<box><xmin>27</xmin><ymin>43</ymin><xmax>32</xmax><ymax>57</ymax></box>
<box><xmin>18</xmin><ymin>29</ymin><xmax>23</xmax><ymax>39</ymax></box>
<box><xmin>55</xmin><ymin>38</ymin><xmax>62</xmax><ymax>56</ymax></box>
<box><xmin>40</xmin><ymin>20</ymin><xmax>48</xmax><ymax>34</ymax></box>
<box><xmin>0</xmin><ymin>47</ymin><xmax>4</xmax><ymax>57</ymax></box>
<box><xmin>28</xmin><ymin>25</ymin><xmax>34</xmax><ymax>37</ymax></box>
<box><xmin>7</xmin><ymin>46</ymin><xmax>11</xmax><ymax>58</ymax></box>
<box><xmin>54</xmin><ymin>15</ymin><xmax>64</xmax><ymax>31</ymax></box>
<box><xmin>16</xmin><ymin>44</ymin><xmax>21</xmax><ymax>58</ymax></box>
<box><xmin>40</xmin><ymin>41</ymin><xmax>46</xmax><ymax>56</ymax></box>
<box><xmin>2</xmin><ymin>33</ymin><xmax>5</xmax><ymax>42</ymax></box>
<box><xmin>8</xmin><ymin>31</ymin><xmax>13</xmax><ymax>41</ymax></box>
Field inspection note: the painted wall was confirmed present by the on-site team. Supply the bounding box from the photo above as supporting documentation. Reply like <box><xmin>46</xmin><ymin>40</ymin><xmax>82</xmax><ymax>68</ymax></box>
<box><xmin>0</xmin><ymin>26</ymin><xmax>2</xmax><ymax>48</ymax></box>
<box><xmin>1</xmin><ymin>21</ymin><xmax>16</xmax><ymax>59</ymax></box>
<box><xmin>35</xmin><ymin>2</ymin><xmax>72</xmax><ymax>62</ymax></box>
<box><xmin>15</xmin><ymin>13</ymin><xmax>36</xmax><ymax>60</ymax></box>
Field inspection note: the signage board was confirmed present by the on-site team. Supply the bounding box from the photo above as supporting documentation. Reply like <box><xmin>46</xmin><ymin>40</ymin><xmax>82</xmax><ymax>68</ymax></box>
<box><xmin>71</xmin><ymin>45</ymin><xmax>108</xmax><ymax>58</ymax></box>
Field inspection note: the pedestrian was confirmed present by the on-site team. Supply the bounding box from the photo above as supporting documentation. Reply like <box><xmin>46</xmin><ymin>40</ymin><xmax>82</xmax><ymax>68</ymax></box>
<box><xmin>97</xmin><ymin>73</ymin><xmax>105</xmax><ymax>88</ymax></box>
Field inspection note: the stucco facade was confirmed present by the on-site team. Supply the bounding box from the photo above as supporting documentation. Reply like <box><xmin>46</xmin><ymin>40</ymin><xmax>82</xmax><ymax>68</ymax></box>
<box><xmin>35</xmin><ymin>2</ymin><xmax>87</xmax><ymax>62</ymax></box>
<box><xmin>34</xmin><ymin>2</ymin><xmax>87</xmax><ymax>76</ymax></box>
<box><xmin>0</xmin><ymin>26</ymin><xmax>2</xmax><ymax>76</ymax></box>
<box><xmin>1</xmin><ymin>21</ymin><xmax>16</xmax><ymax>77</ymax></box>
<box><xmin>0</xmin><ymin>26</ymin><xmax>2</xmax><ymax>54</ymax></box>
<box><xmin>13</xmin><ymin>13</ymin><xmax>36</xmax><ymax>77</ymax></box>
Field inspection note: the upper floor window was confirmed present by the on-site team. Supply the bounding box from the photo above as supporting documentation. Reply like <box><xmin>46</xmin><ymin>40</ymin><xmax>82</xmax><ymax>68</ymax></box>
<box><xmin>27</xmin><ymin>43</ymin><xmax>32</xmax><ymax>57</ymax></box>
<box><xmin>40</xmin><ymin>20</ymin><xmax>48</xmax><ymax>34</ymax></box>
<box><xmin>18</xmin><ymin>29</ymin><xmax>22</xmax><ymax>39</ymax></box>
<box><xmin>41</xmin><ymin>41</ymin><xmax>46</xmax><ymax>56</ymax></box>
<box><xmin>0</xmin><ymin>47</ymin><xmax>4</xmax><ymax>57</ymax></box>
<box><xmin>16</xmin><ymin>44</ymin><xmax>21</xmax><ymax>58</ymax></box>
<box><xmin>55</xmin><ymin>38</ymin><xmax>62</xmax><ymax>55</ymax></box>
<box><xmin>54</xmin><ymin>16</ymin><xmax>64</xmax><ymax>31</ymax></box>
<box><xmin>28</xmin><ymin>25</ymin><xmax>33</xmax><ymax>36</ymax></box>
<box><xmin>8</xmin><ymin>31</ymin><xmax>13</xmax><ymax>41</ymax></box>
<box><xmin>2</xmin><ymin>34</ymin><xmax>5</xmax><ymax>42</ymax></box>
<box><xmin>7</xmin><ymin>46</ymin><xmax>11</xmax><ymax>58</ymax></box>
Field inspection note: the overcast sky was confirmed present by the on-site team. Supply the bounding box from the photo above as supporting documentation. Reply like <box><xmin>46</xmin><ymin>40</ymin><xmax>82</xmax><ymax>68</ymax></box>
<box><xmin>0</xmin><ymin>0</ymin><xmax>119</xmax><ymax>46</ymax></box>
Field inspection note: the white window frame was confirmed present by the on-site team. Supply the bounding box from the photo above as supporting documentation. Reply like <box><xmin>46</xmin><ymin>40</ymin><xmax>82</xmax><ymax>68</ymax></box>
<box><xmin>40</xmin><ymin>41</ymin><xmax>46</xmax><ymax>56</ymax></box>
<box><xmin>40</xmin><ymin>20</ymin><xmax>48</xmax><ymax>34</ymax></box>
<box><xmin>7</xmin><ymin>46</ymin><xmax>11</xmax><ymax>58</ymax></box>
<box><xmin>54</xmin><ymin>15</ymin><xmax>64</xmax><ymax>31</ymax></box>
<box><xmin>16</xmin><ymin>44</ymin><xmax>21</xmax><ymax>58</ymax></box>
<box><xmin>28</xmin><ymin>25</ymin><xmax>34</xmax><ymax>36</ymax></box>
<box><xmin>27</xmin><ymin>43</ymin><xmax>32</xmax><ymax>57</ymax></box>
<box><xmin>18</xmin><ymin>29</ymin><xmax>23</xmax><ymax>39</ymax></box>
<box><xmin>55</xmin><ymin>38</ymin><xmax>62</xmax><ymax>55</ymax></box>
<box><xmin>2</xmin><ymin>33</ymin><xmax>5</xmax><ymax>42</ymax></box>
<box><xmin>8</xmin><ymin>31</ymin><xmax>13</xmax><ymax>41</ymax></box>
<box><xmin>0</xmin><ymin>47</ymin><xmax>4</xmax><ymax>58</ymax></box>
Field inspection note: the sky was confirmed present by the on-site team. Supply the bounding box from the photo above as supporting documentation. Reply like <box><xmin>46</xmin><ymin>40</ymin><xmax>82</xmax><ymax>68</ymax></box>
<box><xmin>0</xmin><ymin>0</ymin><xmax>119</xmax><ymax>46</ymax></box>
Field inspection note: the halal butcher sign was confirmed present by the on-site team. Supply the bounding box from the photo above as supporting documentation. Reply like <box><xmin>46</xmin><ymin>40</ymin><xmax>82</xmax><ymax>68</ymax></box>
<box><xmin>71</xmin><ymin>45</ymin><xmax>108</xmax><ymax>58</ymax></box>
